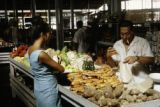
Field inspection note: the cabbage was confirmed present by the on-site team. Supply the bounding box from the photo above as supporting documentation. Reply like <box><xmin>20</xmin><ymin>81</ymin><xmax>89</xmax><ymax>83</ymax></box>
<box><xmin>67</xmin><ymin>51</ymin><xmax>78</xmax><ymax>61</ymax></box>
<box><xmin>65</xmin><ymin>65</ymin><xmax>77</xmax><ymax>72</ymax></box>
<box><xmin>14</xmin><ymin>56</ymin><xmax>24</xmax><ymax>62</ymax></box>
<box><xmin>56</xmin><ymin>50</ymin><xmax>60</xmax><ymax>55</ymax></box>
<box><xmin>45</xmin><ymin>48</ymin><xmax>56</xmax><ymax>58</ymax></box>
<box><xmin>59</xmin><ymin>52</ymin><xmax>69</xmax><ymax>65</ymax></box>
<box><xmin>52</xmin><ymin>55</ymin><xmax>59</xmax><ymax>63</ymax></box>
<box><xmin>61</xmin><ymin>61</ymin><xmax>66</xmax><ymax>67</ymax></box>
<box><xmin>21</xmin><ymin>57</ymin><xmax>30</xmax><ymax>68</ymax></box>
<box><xmin>61</xmin><ymin>46</ymin><xmax>68</xmax><ymax>53</ymax></box>
<box><xmin>80</xmin><ymin>54</ymin><xmax>93</xmax><ymax>61</ymax></box>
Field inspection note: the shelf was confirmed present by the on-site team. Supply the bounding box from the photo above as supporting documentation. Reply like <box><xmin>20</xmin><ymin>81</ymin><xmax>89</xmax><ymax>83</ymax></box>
<box><xmin>0</xmin><ymin>52</ymin><xmax>10</xmax><ymax>64</ymax></box>
<box><xmin>10</xmin><ymin>78</ymin><xmax>36</xmax><ymax>107</ymax></box>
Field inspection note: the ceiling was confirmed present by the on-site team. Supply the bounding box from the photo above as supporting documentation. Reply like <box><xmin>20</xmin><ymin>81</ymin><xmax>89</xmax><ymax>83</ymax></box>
<box><xmin>1</xmin><ymin>0</ymin><xmax>105</xmax><ymax>10</ymax></box>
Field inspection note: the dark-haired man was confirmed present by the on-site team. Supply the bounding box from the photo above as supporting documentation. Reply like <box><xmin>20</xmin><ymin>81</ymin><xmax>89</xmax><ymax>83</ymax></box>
<box><xmin>73</xmin><ymin>20</ymin><xmax>89</xmax><ymax>53</ymax></box>
<box><xmin>107</xmin><ymin>20</ymin><xmax>154</xmax><ymax>88</ymax></box>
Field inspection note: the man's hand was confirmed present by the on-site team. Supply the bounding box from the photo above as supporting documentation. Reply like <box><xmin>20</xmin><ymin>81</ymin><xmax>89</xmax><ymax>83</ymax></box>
<box><xmin>106</xmin><ymin>47</ymin><xmax>119</xmax><ymax>67</ymax></box>
<box><xmin>123</xmin><ymin>56</ymin><xmax>139</xmax><ymax>64</ymax></box>
<box><xmin>107</xmin><ymin>47</ymin><xmax>118</xmax><ymax>57</ymax></box>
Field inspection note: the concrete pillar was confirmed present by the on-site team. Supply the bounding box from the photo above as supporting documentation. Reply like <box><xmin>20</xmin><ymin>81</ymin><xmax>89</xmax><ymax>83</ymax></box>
<box><xmin>48</xmin><ymin>0</ymin><xmax>51</xmax><ymax>26</ymax></box>
<box><xmin>55</xmin><ymin>0</ymin><xmax>64</xmax><ymax>49</ymax></box>
<box><xmin>70</xmin><ymin>0</ymin><xmax>74</xmax><ymax>30</ymax></box>
<box><xmin>31</xmin><ymin>0</ymin><xmax>36</xmax><ymax>17</ymax></box>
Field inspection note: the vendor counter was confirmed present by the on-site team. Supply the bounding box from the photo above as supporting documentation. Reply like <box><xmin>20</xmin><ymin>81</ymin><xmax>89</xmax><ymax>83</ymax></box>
<box><xmin>9</xmin><ymin>57</ymin><xmax>160</xmax><ymax>107</ymax></box>
<box><xmin>9</xmin><ymin>57</ymin><xmax>98</xmax><ymax>107</ymax></box>
<box><xmin>0</xmin><ymin>44</ymin><xmax>14</xmax><ymax>64</ymax></box>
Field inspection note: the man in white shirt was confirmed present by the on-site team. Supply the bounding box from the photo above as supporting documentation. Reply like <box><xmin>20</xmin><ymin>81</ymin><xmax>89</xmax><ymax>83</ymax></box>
<box><xmin>73</xmin><ymin>21</ymin><xmax>90</xmax><ymax>53</ymax></box>
<box><xmin>107</xmin><ymin>20</ymin><xmax>154</xmax><ymax>88</ymax></box>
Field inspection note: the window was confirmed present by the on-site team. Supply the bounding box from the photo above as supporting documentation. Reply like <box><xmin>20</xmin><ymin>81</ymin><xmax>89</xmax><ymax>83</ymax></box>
<box><xmin>121</xmin><ymin>0</ymin><xmax>160</xmax><ymax>22</ymax></box>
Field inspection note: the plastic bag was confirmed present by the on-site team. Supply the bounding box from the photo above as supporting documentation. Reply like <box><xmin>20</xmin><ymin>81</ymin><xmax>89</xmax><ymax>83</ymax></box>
<box><xmin>119</xmin><ymin>62</ymin><xmax>133</xmax><ymax>83</ymax></box>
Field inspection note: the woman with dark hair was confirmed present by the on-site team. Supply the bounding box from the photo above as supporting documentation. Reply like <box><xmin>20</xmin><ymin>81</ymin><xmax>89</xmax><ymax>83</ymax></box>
<box><xmin>28</xmin><ymin>17</ymin><xmax>64</xmax><ymax>107</ymax></box>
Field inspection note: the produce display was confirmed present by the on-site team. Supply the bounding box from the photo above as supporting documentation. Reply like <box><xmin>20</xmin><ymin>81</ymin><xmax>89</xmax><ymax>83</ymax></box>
<box><xmin>45</xmin><ymin>47</ymin><xmax>93</xmax><ymax>72</ymax></box>
<box><xmin>67</xmin><ymin>65</ymin><xmax>122</xmax><ymax>94</ymax></box>
<box><xmin>67</xmin><ymin>65</ymin><xmax>160</xmax><ymax>107</ymax></box>
<box><xmin>0</xmin><ymin>38</ymin><xmax>15</xmax><ymax>52</ymax></box>
<box><xmin>10</xmin><ymin>45</ymin><xmax>30</xmax><ymax>68</ymax></box>
<box><xmin>12</xmin><ymin>46</ymin><xmax>93</xmax><ymax>72</ymax></box>
<box><xmin>0</xmin><ymin>38</ymin><xmax>14</xmax><ymax>47</ymax></box>
<box><xmin>10</xmin><ymin>45</ymin><xmax>29</xmax><ymax>58</ymax></box>
<box><xmin>82</xmin><ymin>61</ymin><xmax>95</xmax><ymax>70</ymax></box>
<box><xmin>11</xmin><ymin>46</ymin><xmax>160</xmax><ymax>107</ymax></box>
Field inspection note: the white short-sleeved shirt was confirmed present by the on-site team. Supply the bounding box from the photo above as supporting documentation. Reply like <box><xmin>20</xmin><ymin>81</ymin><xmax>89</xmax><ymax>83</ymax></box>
<box><xmin>114</xmin><ymin>36</ymin><xmax>154</xmax><ymax>79</ymax></box>
<box><xmin>113</xmin><ymin>36</ymin><xmax>153</xmax><ymax>61</ymax></box>
<box><xmin>73</xmin><ymin>27</ymin><xmax>89</xmax><ymax>53</ymax></box>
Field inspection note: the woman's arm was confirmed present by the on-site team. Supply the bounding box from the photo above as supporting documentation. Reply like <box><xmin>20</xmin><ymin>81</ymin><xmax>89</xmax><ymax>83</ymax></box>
<box><xmin>39</xmin><ymin>51</ymin><xmax>64</xmax><ymax>73</ymax></box>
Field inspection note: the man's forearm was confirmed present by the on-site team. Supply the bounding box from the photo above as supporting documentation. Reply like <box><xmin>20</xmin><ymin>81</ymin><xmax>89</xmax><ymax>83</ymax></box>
<box><xmin>137</xmin><ymin>56</ymin><xmax>154</xmax><ymax>64</ymax></box>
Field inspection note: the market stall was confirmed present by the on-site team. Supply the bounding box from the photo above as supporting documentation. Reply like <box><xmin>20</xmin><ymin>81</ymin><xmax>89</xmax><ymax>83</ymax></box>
<box><xmin>0</xmin><ymin>38</ymin><xmax>15</xmax><ymax>64</ymax></box>
<box><xmin>9</xmin><ymin>51</ymin><xmax>160</xmax><ymax>107</ymax></box>
<box><xmin>9</xmin><ymin>57</ymin><xmax>99</xmax><ymax>107</ymax></box>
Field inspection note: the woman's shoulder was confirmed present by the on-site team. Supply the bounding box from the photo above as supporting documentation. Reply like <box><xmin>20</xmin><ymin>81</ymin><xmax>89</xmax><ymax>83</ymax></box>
<box><xmin>29</xmin><ymin>47</ymin><xmax>44</xmax><ymax>58</ymax></box>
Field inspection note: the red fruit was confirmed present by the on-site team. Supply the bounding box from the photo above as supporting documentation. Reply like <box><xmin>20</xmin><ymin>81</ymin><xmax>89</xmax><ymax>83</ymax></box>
<box><xmin>19</xmin><ymin>50</ymin><xmax>27</xmax><ymax>57</ymax></box>
<box><xmin>10</xmin><ymin>51</ymin><xmax>18</xmax><ymax>58</ymax></box>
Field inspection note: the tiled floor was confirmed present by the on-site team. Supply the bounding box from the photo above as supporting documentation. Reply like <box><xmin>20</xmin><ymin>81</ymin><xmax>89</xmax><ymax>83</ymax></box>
<box><xmin>0</xmin><ymin>64</ymin><xmax>27</xmax><ymax>107</ymax></box>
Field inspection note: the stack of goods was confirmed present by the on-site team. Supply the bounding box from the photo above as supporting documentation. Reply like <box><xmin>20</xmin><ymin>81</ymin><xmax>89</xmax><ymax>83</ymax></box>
<box><xmin>0</xmin><ymin>38</ymin><xmax>14</xmax><ymax>52</ymax></box>
<box><xmin>11</xmin><ymin>46</ymin><xmax>93</xmax><ymax>72</ymax></box>
<box><xmin>67</xmin><ymin>65</ymin><xmax>122</xmax><ymax>94</ymax></box>
<box><xmin>154</xmin><ymin>31</ymin><xmax>160</xmax><ymax>64</ymax></box>
<box><xmin>84</xmin><ymin>86</ymin><xmax>160</xmax><ymax>107</ymax></box>
<box><xmin>67</xmin><ymin>65</ymin><xmax>160</xmax><ymax>107</ymax></box>
<box><xmin>10</xmin><ymin>45</ymin><xmax>30</xmax><ymax>68</ymax></box>
<box><xmin>45</xmin><ymin>47</ymin><xmax>93</xmax><ymax>72</ymax></box>
<box><xmin>0</xmin><ymin>38</ymin><xmax>14</xmax><ymax>47</ymax></box>
<box><xmin>146</xmin><ymin>31</ymin><xmax>160</xmax><ymax>64</ymax></box>
<box><xmin>10</xmin><ymin>45</ymin><xmax>29</xmax><ymax>58</ymax></box>
<box><xmin>146</xmin><ymin>31</ymin><xmax>160</xmax><ymax>72</ymax></box>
